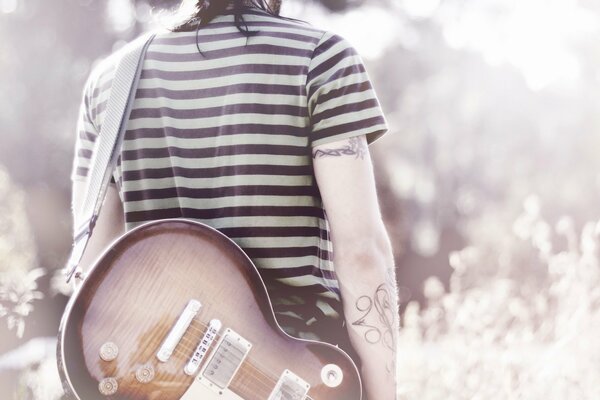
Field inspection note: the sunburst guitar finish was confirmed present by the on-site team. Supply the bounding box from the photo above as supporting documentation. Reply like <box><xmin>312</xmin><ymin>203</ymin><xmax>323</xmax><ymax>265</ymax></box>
<box><xmin>57</xmin><ymin>219</ymin><xmax>362</xmax><ymax>400</ymax></box>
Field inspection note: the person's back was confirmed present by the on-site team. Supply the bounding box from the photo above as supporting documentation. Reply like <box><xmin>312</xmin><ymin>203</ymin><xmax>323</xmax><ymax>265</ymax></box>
<box><xmin>72</xmin><ymin>2</ymin><xmax>398</xmax><ymax>398</ymax></box>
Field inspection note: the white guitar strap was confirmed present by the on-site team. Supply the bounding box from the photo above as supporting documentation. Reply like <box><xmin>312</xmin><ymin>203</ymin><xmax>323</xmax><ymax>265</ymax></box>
<box><xmin>64</xmin><ymin>32</ymin><xmax>156</xmax><ymax>283</ymax></box>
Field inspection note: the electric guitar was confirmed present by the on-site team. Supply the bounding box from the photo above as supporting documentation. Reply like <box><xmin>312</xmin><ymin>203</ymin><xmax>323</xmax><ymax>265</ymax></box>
<box><xmin>57</xmin><ymin>219</ymin><xmax>362</xmax><ymax>399</ymax></box>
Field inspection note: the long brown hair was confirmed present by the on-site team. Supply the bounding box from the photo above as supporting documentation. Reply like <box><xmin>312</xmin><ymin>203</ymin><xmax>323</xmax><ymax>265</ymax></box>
<box><xmin>169</xmin><ymin>0</ymin><xmax>299</xmax><ymax>56</ymax></box>
<box><xmin>172</xmin><ymin>0</ymin><xmax>283</xmax><ymax>36</ymax></box>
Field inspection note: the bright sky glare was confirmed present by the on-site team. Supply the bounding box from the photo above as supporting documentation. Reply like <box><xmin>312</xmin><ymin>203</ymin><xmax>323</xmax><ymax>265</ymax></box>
<box><xmin>438</xmin><ymin>0</ymin><xmax>599</xmax><ymax>90</ymax></box>
<box><xmin>283</xmin><ymin>0</ymin><xmax>400</xmax><ymax>60</ymax></box>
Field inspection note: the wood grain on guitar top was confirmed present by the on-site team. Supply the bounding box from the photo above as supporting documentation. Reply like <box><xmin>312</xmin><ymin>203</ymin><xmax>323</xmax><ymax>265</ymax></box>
<box><xmin>57</xmin><ymin>219</ymin><xmax>362</xmax><ymax>400</ymax></box>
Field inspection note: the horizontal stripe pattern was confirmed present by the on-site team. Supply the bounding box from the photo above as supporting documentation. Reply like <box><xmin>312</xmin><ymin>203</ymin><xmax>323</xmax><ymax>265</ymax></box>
<box><xmin>71</xmin><ymin>7</ymin><xmax>387</xmax><ymax>337</ymax></box>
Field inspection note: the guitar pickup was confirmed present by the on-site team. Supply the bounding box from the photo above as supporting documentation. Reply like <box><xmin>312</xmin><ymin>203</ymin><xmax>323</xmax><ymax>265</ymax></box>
<box><xmin>201</xmin><ymin>328</ymin><xmax>252</xmax><ymax>389</ymax></box>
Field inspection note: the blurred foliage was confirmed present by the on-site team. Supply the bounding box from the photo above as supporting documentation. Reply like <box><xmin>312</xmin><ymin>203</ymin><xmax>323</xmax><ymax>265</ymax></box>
<box><xmin>0</xmin><ymin>166</ymin><xmax>43</xmax><ymax>339</ymax></box>
<box><xmin>397</xmin><ymin>205</ymin><xmax>600</xmax><ymax>399</ymax></box>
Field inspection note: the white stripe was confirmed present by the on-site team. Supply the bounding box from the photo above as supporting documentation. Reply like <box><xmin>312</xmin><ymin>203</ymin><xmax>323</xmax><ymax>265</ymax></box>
<box><xmin>133</xmin><ymin>93</ymin><xmax>303</xmax><ymax>109</ymax></box>
<box><xmin>121</xmin><ymin>154</ymin><xmax>308</xmax><ymax>170</ymax></box>
<box><xmin>122</xmin><ymin>175</ymin><xmax>312</xmax><ymax>190</ymax></box>
<box><xmin>144</xmin><ymin>53</ymin><xmax>308</xmax><ymax>71</ymax></box>
<box><xmin>315</xmin><ymin>105</ymin><xmax>383</xmax><ymax>129</ymax></box>
<box><xmin>121</xmin><ymin>134</ymin><xmax>306</xmax><ymax>150</ymax></box>
<box><xmin>126</xmin><ymin>114</ymin><xmax>307</xmax><ymax>130</ymax></box>
<box><xmin>137</xmin><ymin>73</ymin><xmax>302</xmax><ymax>90</ymax></box>
<box><xmin>255</xmin><ymin>255</ymin><xmax>333</xmax><ymax>271</ymax></box>
<box><xmin>124</xmin><ymin>195</ymin><xmax>317</xmax><ymax>212</ymax></box>
<box><xmin>315</xmin><ymin>87</ymin><xmax>378</xmax><ymax>114</ymax></box>
<box><xmin>310</xmin><ymin>34</ymin><xmax>353</xmax><ymax>69</ymax></box>
<box><xmin>236</xmin><ymin>236</ymin><xmax>325</xmax><ymax>248</ymax></box>
<box><xmin>127</xmin><ymin>215</ymin><xmax>324</xmax><ymax>229</ymax></box>
<box><xmin>150</xmin><ymin>36</ymin><xmax>314</xmax><ymax>54</ymax></box>
<box><xmin>277</xmin><ymin>274</ymin><xmax>339</xmax><ymax>289</ymax></box>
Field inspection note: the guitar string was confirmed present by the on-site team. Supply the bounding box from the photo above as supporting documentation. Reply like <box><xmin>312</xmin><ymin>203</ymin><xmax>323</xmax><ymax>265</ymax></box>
<box><xmin>154</xmin><ymin>344</ymin><xmax>304</xmax><ymax>400</ymax></box>
<box><xmin>155</xmin><ymin>320</ymin><xmax>320</xmax><ymax>399</ymax></box>
<box><xmin>162</xmin><ymin>345</ymin><xmax>318</xmax><ymax>400</ymax></box>
<box><xmin>169</xmin><ymin>334</ymin><xmax>311</xmax><ymax>398</ymax></box>
<box><xmin>178</xmin><ymin>319</ymin><xmax>319</xmax><ymax>388</ymax></box>
<box><xmin>176</xmin><ymin>319</ymin><xmax>299</xmax><ymax>382</ymax></box>
<box><xmin>169</xmin><ymin>338</ymin><xmax>300</xmax><ymax>397</ymax></box>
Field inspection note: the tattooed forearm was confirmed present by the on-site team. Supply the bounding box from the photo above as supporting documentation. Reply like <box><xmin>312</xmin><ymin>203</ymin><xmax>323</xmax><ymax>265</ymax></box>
<box><xmin>351</xmin><ymin>283</ymin><xmax>397</xmax><ymax>351</ymax></box>
<box><xmin>312</xmin><ymin>137</ymin><xmax>367</xmax><ymax>159</ymax></box>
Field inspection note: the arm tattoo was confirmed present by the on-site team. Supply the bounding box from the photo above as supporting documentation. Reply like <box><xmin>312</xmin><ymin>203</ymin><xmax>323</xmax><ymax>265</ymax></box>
<box><xmin>312</xmin><ymin>137</ymin><xmax>367</xmax><ymax>159</ymax></box>
<box><xmin>351</xmin><ymin>283</ymin><xmax>396</xmax><ymax>351</ymax></box>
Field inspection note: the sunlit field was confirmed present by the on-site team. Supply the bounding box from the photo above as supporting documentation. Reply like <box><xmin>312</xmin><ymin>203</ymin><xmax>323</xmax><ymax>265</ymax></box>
<box><xmin>2</xmin><ymin>0</ymin><xmax>600</xmax><ymax>398</ymax></box>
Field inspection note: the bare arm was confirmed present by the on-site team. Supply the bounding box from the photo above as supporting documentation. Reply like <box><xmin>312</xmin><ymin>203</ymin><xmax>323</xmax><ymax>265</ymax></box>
<box><xmin>71</xmin><ymin>180</ymin><xmax>125</xmax><ymax>288</ymax></box>
<box><xmin>313</xmin><ymin>135</ymin><xmax>399</xmax><ymax>399</ymax></box>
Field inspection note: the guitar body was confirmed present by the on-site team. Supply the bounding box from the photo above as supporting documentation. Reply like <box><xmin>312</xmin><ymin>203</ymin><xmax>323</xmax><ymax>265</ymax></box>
<box><xmin>57</xmin><ymin>219</ymin><xmax>362</xmax><ymax>400</ymax></box>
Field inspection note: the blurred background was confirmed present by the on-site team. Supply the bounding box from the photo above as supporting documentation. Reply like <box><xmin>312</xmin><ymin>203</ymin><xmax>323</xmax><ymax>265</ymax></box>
<box><xmin>2</xmin><ymin>0</ymin><xmax>600</xmax><ymax>398</ymax></box>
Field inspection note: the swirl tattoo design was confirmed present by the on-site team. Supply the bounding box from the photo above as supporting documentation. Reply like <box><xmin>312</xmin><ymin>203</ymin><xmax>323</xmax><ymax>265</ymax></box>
<box><xmin>351</xmin><ymin>283</ymin><xmax>396</xmax><ymax>351</ymax></box>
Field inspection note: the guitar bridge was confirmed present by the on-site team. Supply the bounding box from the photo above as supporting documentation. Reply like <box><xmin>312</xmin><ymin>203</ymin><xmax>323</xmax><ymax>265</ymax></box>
<box><xmin>156</xmin><ymin>299</ymin><xmax>202</xmax><ymax>362</ymax></box>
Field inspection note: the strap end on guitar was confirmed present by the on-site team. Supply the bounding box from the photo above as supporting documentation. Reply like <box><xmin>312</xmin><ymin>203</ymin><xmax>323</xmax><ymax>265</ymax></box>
<box><xmin>63</xmin><ymin>217</ymin><xmax>96</xmax><ymax>284</ymax></box>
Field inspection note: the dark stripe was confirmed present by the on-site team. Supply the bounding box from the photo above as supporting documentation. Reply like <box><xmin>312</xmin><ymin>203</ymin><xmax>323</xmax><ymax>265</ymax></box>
<box><xmin>309</xmin><ymin>47</ymin><xmax>357</xmax><ymax>81</ymax></box>
<box><xmin>75</xmin><ymin>167</ymin><xmax>88</xmax><ymax>177</ymax></box>
<box><xmin>122</xmin><ymin>164</ymin><xmax>312</xmax><ymax>180</ymax></box>
<box><xmin>92</xmin><ymin>78</ymin><xmax>113</xmax><ymax>99</ymax></box>
<box><xmin>91</xmin><ymin>99</ymin><xmax>107</xmax><ymax>119</ymax></box>
<box><xmin>312</xmin><ymin>35</ymin><xmax>340</xmax><ymax>59</ymax></box>
<box><xmin>312</xmin><ymin>98</ymin><xmax>380</xmax><ymax>125</ymax></box>
<box><xmin>266</xmin><ymin>282</ymin><xmax>340</xmax><ymax>295</ymax></box>
<box><xmin>317</xmin><ymin>81</ymin><xmax>372</xmax><ymax>105</ymax></box>
<box><xmin>121</xmin><ymin>144</ymin><xmax>308</xmax><ymax>161</ymax></box>
<box><xmin>146</xmin><ymin>44</ymin><xmax>312</xmax><ymax>62</ymax></box>
<box><xmin>141</xmin><ymin>63</ymin><xmax>307</xmax><ymax>81</ymax></box>
<box><xmin>177</xmin><ymin>19</ymin><xmax>320</xmax><ymax>34</ymax></box>
<box><xmin>125</xmin><ymin>206</ymin><xmax>324</xmax><ymax>222</ymax></box>
<box><xmin>245</xmin><ymin>246</ymin><xmax>331</xmax><ymax>259</ymax></box>
<box><xmin>153</xmin><ymin>30</ymin><xmax>319</xmax><ymax>46</ymax></box>
<box><xmin>312</xmin><ymin>115</ymin><xmax>386</xmax><ymax>139</ymax></box>
<box><xmin>219</xmin><ymin>226</ymin><xmax>327</xmax><ymax>239</ymax></box>
<box><xmin>308</xmin><ymin>64</ymin><xmax>366</xmax><ymax>100</ymax></box>
<box><xmin>258</xmin><ymin>265</ymin><xmax>337</xmax><ymax>280</ymax></box>
<box><xmin>78</xmin><ymin>130</ymin><xmax>97</xmax><ymax>142</ymax></box>
<box><xmin>135</xmin><ymin>82</ymin><xmax>304</xmax><ymax>100</ymax></box>
<box><xmin>123</xmin><ymin>185</ymin><xmax>319</xmax><ymax>202</ymax></box>
<box><xmin>78</xmin><ymin>148</ymin><xmax>92</xmax><ymax>159</ymax></box>
<box><xmin>125</xmin><ymin>124</ymin><xmax>307</xmax><ymax>140</ymax></box>
<box><xmin>129</xmin><ymin>102</ymin><xmax>308</xmax><ymax>120</ymax></box>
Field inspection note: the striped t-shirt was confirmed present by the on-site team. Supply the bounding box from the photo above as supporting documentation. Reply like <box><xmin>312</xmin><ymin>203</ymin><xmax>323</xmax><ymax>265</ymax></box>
<box><xmin>72</xmin><ymin>6</ymin><xmax>388</xmax><ymax>344</ymax></box>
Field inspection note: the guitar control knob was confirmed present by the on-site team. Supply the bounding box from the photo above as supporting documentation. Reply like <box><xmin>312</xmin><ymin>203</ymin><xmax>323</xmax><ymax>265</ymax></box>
<box><xmin>98</xmin><ymin>377</ymin><xmax>118</xmax><ymax>396</ymax></box>
<box><xmin>99</xmin><ymin>342</ymin><xmax>119</xmax><ymax>362</ymax></box>
<box><xmin>136</xmin><ymin>364</ymin><xmax>156</xmax><ymax>383</ymax></box>
<box><xmin>321</xmin><ymin>364</ymin><xmax>343</xmax><ymax>388</ymax></box>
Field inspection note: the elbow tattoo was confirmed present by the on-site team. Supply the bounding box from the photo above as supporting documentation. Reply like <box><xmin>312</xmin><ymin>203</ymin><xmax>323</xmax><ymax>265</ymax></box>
<box><xmin>351</xmin><ymin>283</ymin><xmax>397</xmax><ymax>351</ymax></box>
<box><xmin>312</xmin><ymin>137</ymin><xmax>367</xmax><ymax>159</ymax></box>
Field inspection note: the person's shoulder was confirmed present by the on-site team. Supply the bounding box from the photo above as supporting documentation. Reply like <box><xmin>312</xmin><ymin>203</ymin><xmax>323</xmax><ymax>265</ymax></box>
<box><xmin>83</xmin><ymin>47</ymin><xmax>121</xmax><ymax>99</ymax></box>
<box><xmin>245</xmin><ymin>8</ymin><xmax>326</xmax><ymax>42</ymax></box>
<box><xmin>309</xmin><ymin>30</ymin><xmax>362</xmax><ymax>64</ymax></box>
<box><xmin>84</xmin><ymin>31</ymin><xmax>154</xmax><ymax>98</ymax></box>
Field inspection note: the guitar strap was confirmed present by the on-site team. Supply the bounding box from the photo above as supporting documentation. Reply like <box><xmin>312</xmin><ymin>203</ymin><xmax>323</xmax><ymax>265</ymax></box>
<box><xmin>64</xmin><ymin>32</ymin><xmax>156</xmax><ymax>283</ymax></box>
